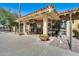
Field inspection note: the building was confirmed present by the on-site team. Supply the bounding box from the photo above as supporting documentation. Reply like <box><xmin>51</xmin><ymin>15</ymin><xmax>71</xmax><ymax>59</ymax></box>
<box><xmin>59</xmin><ymin>8</ymin><xmax>79</xmax><ymax>36</ymax></box>
<box><xmin>17</xmin><ymin>4</ymin><xmax>79</xmax><ymax>37</ymax></box>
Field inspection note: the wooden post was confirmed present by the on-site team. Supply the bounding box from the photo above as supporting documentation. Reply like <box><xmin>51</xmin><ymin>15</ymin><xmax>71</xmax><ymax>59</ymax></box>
<box><xmin>69</xmin><ymin>13</ymin><xmax>72</xmax><ymax>50</ymax></box>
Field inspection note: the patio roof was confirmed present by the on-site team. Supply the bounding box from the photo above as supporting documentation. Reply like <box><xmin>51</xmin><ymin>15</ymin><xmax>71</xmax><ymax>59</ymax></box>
<box><xmin>17</xmin><ymin>5</ymin><xmax>79</xmax><ymax>22</ymax></box>
<box><xmin>58</xmin><ymin>8</ymin><xmax>79</xmax><ymax>16</ymax></box>
<box><xmin>18</xmin><ymin>4</ymin><xmax>60</xmax><ymax>22</ymax></box>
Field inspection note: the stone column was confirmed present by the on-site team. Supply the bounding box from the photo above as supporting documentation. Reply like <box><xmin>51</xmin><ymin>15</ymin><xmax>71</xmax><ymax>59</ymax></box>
<box><xmin>66</xmin><ymin>20</ymin><xmax>70</xmax><ymax>36</ymax></box>
<box><xmin>12</xmin><ymin>26</ymin><xmax>16</xmax><ymax>32</ymax></box>
<box><xmin>27</xmin><ymin>24</ymin><xmax>30</xmax><ymax>34</ymax></box>
<box><xmin>19</xmin><ymin>21</ymin><xmax>21</xmax><ymax>32</ymax></box>
<box><xmin>23</xmin><ymin>22</ymin><xmax>27</xmax><ymax>35</ymax></box>
<box><xmin>43</xmin><ymin>16</ymin><xmax>48</xmax><ymax>35</ymax></box>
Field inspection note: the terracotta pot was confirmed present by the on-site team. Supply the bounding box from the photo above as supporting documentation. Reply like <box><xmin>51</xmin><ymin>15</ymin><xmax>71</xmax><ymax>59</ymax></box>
<box><xmin>39</xmin><ymin>34</ymin><xmax>49</xmax><ymax>41</ymax></box>
<box><xmin>16</xmin><ymin>32</ymin><xmax>24</xmax><ymax>35</ymax></box>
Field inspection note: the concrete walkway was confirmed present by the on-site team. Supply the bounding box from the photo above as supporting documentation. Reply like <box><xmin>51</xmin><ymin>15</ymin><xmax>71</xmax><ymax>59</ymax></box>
<box><xmin>0</xmin><ymin>32</ymin><xmax>79</xmax><ymax>56</ymax></box>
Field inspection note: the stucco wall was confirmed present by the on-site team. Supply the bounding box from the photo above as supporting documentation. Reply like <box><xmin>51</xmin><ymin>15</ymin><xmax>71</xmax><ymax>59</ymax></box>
<box><xmin>66</xmin><ymin>19</ymin><xmax>79</xmax><ymax>36</ymax></box>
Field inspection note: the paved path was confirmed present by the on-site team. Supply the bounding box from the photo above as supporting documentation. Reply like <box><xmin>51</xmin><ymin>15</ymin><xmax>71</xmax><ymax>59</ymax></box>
<box><xmin>0</xmin><ymin>32</ymin><xmax>79</xmax><ymax>56</ymax></box>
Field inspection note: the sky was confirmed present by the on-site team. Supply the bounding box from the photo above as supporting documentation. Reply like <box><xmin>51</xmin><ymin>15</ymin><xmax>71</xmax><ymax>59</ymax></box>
<box><xmin>0</xmin><ymin>3</ymin><xmax>79</xmax><ymax>16</ymax></box>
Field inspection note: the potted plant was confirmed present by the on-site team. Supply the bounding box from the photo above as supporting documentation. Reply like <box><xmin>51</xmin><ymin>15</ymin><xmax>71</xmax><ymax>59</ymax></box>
<box><xmin>39</xmin><ymin>34</ymin><xmax>49</xmax><ymax>41</ymax></box>
<box><xmin>16</xmin><ymin>32</ymin><xmax>24</xmax><ymax>35</ymax></box>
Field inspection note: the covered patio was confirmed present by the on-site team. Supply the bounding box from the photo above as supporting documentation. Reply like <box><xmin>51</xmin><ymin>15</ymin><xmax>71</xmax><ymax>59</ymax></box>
<box><xmin>18</xmin><ymin>5</ymin><xmax>60</xmax><ymax>36</ymax></box>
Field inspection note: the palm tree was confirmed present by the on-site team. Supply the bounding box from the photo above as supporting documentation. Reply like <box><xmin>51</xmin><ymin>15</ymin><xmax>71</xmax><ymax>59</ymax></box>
<box><xmin>18</xmin><ymin>3</ymin><xmax>21</xmax><ymax>32</ymax></box>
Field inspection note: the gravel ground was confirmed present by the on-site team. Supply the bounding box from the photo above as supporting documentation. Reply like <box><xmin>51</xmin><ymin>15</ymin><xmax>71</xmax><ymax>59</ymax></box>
<box><xmin>48</xmin><ymin>35</ymin><xmax>79</xmax><ymax>54</ymax></box>
<box><xmin>0</xmin><ymin>32</ymin><xmax>79</xmax><ymax>56</ymax></box>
